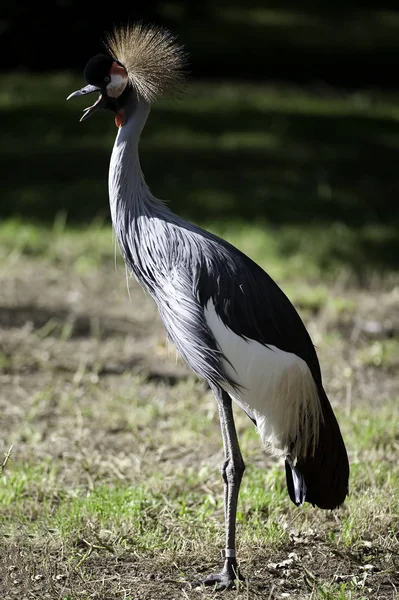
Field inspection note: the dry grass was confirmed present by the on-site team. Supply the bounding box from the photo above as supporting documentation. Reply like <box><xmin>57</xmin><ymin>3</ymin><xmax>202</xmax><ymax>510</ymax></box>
<box><xmin>0</xmin><ymin>221</ymin><xmax>398</xmax><ymax>599</ymax></box>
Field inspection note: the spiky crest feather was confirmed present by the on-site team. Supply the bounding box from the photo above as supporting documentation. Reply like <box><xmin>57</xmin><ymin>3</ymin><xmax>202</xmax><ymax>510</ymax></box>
<box><xmin>104</xmin><ymin>22</ymin><xmax>187</xmax><ymax>103</ymax></box>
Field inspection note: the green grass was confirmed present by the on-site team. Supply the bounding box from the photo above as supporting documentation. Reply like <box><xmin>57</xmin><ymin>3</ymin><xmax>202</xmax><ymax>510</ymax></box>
<box><xmin>0</xmin><ymin>215</ymin><xmax>397</xmax><ymax>293</ymax></box>
<box><xmin>1</xmin><ymin>359</ymin><xmax>398</xmax><ymax>598</ymax></box>
<box><xmin>2</xmin><ymin>337</ymin><xmax>397</xmax><ymax>598</ymax></box>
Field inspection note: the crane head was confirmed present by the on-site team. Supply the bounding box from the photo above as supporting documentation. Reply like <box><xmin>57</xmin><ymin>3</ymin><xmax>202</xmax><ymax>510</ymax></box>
<box><xmin>67</xmin><ymin>54</ymin><xmax>130</xmax><ymax>123</ymax></box>
<box><xmin>68</xmin><ymin>23</ymin><xmax>187</xmax><ymax>125</ymax></box>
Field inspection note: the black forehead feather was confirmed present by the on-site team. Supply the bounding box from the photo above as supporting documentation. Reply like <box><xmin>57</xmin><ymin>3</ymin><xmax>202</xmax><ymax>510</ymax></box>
<box><xmin>84</xmin><ymin>54</ymin><xmax>114</xmax><ymax>84</ymax></box>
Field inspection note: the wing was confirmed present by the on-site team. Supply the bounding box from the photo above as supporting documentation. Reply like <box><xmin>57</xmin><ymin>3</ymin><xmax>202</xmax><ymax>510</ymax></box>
<box><xmin>196</xmin><ymin>236</ymin><xmax>323</xmax><ymax>386</ymax></box>
<box><xmin>154</xmin><ymin>267</ymin><xmax>236</xmax><ymax>390</ymax></box>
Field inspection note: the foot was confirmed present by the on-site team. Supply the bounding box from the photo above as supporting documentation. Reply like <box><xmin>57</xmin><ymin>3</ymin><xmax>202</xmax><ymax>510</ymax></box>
<box><xmin>192</xmin><ymin>560</ymin><xmax>244</xmax><ymax>591</ymax></box>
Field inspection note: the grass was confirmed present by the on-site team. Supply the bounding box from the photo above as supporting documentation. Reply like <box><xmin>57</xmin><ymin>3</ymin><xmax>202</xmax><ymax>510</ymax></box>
<box><xmin>0</xmin><ymin>74</ymin><xmax>398</xmax><ymax>598</ymax></box>
<box><xmin>0</xmin><ymin>219</ymin><xmax>397</xmax><ymax>598</ymax></box>
<box><xmin>0</xmin><ymin>367</ymin><xmax>398</xmax><ymax>598</ymax></box>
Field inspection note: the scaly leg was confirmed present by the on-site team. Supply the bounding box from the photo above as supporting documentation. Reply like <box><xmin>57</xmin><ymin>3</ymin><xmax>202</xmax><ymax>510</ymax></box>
<box><xmin>195</xmin><ymin>388</ymin><xmax>245</xmax><ymax>590</ymax></box>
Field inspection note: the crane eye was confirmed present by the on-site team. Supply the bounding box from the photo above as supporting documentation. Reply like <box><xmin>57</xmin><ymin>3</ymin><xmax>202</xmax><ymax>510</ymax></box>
<box><xmin>104</xmin><ymin>75</ymin><xmax>111</xmax><ymax>83</ymax></box>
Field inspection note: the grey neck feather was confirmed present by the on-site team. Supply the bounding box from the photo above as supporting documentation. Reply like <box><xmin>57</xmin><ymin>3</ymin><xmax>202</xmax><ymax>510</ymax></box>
<box><xmin>108</xmin><ymin>95</ymin><xmax>159</xmax><ymax>225</ymax></box>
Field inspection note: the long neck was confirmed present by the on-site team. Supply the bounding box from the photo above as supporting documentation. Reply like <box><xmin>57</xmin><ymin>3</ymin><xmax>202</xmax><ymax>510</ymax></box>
<box><xmin>108</xmin><ymin>96</ymin><xmax>155</xmax><ymax>224</ymax></box>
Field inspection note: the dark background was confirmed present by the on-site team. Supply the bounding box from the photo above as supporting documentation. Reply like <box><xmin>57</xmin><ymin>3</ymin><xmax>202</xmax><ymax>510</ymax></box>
<box><xmin>2</xmin><ymin>1</ymin><xmax>399</xmax><ymax>87</ymax></box>
<box><xmin>1</xmin><ymin>1</ymin><xmax>398</xmax><ymax>273</ymax></box>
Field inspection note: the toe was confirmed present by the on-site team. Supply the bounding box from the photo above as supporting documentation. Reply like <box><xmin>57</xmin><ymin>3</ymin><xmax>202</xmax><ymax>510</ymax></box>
<box><xmin>191</xmin><ymin>573</ymin><xmax>236</xmax><ymax>590</ymax></box>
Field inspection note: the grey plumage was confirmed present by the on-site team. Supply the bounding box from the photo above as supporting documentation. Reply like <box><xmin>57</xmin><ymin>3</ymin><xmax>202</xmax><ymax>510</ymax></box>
<box><xmin>108</xmin><ymin>102</ymin><xmax>229</xmax><ymax>390</ymax></box>
<box><xmin>68</xmin><ymin>24</ymin><xmax>349</xmax><ymax>589</ymax></box>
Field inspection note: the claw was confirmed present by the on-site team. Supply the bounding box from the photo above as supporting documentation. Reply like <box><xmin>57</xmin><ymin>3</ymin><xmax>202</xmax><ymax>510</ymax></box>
<box><xmin>191</xmin><ymin>565</ymin><xmax>244</xmax><ymax>591</ymax></box>
<box><xmin>191</xmin><ymin>576</ymin><xmax>235</xmax><ymax>591</ymax></box>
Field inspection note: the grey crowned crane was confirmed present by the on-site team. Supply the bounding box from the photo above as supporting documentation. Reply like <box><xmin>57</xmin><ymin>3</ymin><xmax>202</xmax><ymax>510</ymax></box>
<box><xmin>68</xmin><ymin>23</ymin><xmax>349</xmax><ymax>590</ymax></box>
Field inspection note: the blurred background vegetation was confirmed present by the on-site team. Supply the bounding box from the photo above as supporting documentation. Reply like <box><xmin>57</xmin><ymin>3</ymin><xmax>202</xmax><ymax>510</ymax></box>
<box><xmin>1</xmin><ymin>1</ymin><xmax>398</xmax><ymax>277</ymax></box>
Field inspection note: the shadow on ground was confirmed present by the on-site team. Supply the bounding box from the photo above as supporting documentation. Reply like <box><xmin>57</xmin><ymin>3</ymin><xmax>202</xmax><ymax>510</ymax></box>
<box><xmin>2</xmin><ymin>84</ymin><xmax>399</xmax><ymax>272</ymax></box>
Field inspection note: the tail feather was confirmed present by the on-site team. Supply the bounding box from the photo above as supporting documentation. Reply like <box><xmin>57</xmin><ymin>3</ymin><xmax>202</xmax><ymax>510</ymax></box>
<box><xmin>285</xmin><ymin>387</ymin><xmax>349</xmax><ymax>510</ymax></box>
<box><xmin>285</xmin><ymin>459</ymin><xmax>307</xmax><ymax>506</ymax></box>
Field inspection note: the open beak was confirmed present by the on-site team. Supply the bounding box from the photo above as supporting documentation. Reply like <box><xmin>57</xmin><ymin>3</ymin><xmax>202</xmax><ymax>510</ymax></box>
<box><xmin>67</xmin><ymin>84</ymin><xmax>107</xmax><ymax>121</ymax></box>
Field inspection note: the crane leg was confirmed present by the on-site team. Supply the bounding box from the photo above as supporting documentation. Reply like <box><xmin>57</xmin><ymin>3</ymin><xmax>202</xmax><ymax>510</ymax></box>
<box><xmin>195</xmin><ymin>388</ymin><xmax>245</xmax><ymax>590</ymax></box>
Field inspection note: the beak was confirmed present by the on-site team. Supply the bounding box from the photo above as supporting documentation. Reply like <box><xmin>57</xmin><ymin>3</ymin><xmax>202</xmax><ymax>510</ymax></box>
<box><xmin>67</xmin><ymin>84</ymin><xmax>107</xmax><ymax>121</ymax></box>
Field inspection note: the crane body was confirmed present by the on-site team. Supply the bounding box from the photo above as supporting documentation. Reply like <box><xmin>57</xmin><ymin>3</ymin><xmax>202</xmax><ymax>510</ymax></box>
<box><xmin>68</xmin><ymin>24</ymin><xmax>349</xmax><ymax>590</ymax></box>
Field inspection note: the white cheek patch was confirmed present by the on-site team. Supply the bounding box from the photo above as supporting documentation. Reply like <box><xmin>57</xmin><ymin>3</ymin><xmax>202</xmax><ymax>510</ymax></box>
<box><xmin>107</xmin><ymin>74</ymin><xmax>128</xmax><ymax>99</ymax></box>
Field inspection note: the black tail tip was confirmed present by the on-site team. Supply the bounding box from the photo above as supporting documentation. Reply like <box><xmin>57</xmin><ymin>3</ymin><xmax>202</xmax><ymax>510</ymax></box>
<box><xmin>285</xmin><ymin>458</ymin><xmax>349</xmax><ymax>510</ymax></box>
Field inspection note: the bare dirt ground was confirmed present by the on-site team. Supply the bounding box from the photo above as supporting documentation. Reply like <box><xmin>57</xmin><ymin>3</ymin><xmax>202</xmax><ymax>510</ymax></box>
<box><xmin>0</xmin><ymin>256</ymin><xmax>398</xmax><ymax>599</ymax></box>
